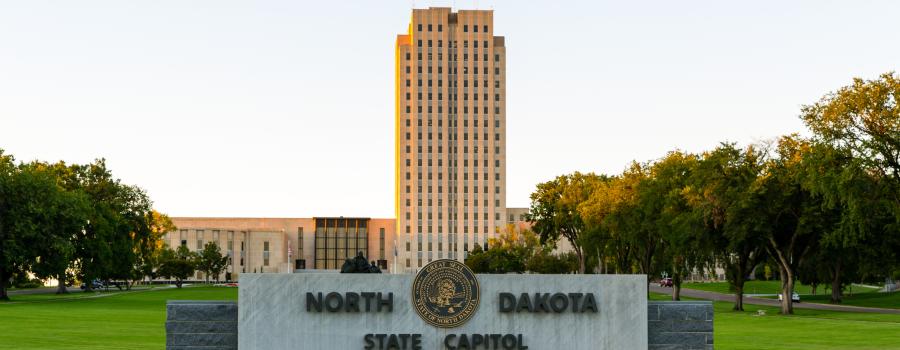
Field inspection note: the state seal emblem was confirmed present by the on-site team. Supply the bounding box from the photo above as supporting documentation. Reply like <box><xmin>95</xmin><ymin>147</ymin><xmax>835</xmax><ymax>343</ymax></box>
<box><xmin>411</xmin><ymin>259</ymin><xmax>480</xmax><ymax>328</ymax></box>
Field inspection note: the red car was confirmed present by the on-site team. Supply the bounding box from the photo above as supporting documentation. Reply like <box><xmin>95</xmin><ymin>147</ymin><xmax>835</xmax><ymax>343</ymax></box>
<box><xmin>659</xmin><ymin>278</ymin><xmax>673</xmax><ymax>287</ymax></box>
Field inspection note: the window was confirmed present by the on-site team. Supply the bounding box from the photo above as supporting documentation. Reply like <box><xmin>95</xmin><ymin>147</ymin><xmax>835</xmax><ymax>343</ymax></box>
<box><xmin>474</xmin><ymin>25</ymin><xmax>478</xmax><ymax>33</ymax></box>
<box><xmin>494</xmin><ymin>54</ymin><xmax>500</xmax><ymax>62</ymax></box>
<box><xmin>428</xmin><ymin>24</ymin><xmax>432</xmax><ymax>31</ymax></box>
<box><xmin>263</xmin><ymin>241</ymin><xmax>270</xmax><ymax>266</ymax></box>
<box><xmin>406</xmin><ymin>52</ymin><xmax>410</xmax><ymax>60</ymax></box>
<box><xmin>417</xmin><ymin>24</ymin><xmax>422</xmax><ymax>31</ymax></box>
<box><xmin>379</xmin><ymin>228</ymin><xmax>385</xmax><ymax>259</ymax></box>
<box><xmin>484</xmin><ymin>25</ymin><xmax>488</xmax><ymax>32</ymax></box>
<box><xmin>438</xmin><ymin>24</ymin><xmax>442</xmax><ymax>32</ymax></box>
<box><xmin>297</xmin><ymin>227</ymin><xmax>304</xmax><ymax>257</ymax></box>
<box><xmin>463</xmin><ymin>25</ymin><xmax>468</xmax><ymax>32</ymax></box>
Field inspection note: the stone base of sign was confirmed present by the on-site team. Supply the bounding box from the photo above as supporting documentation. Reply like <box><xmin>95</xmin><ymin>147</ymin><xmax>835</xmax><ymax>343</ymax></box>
<box><xmin>165</xmin><ymin>297</ymin><xmax>712</xmax><ymax>349</ymax></box>
<box><xmin>648</xmin><ymin>301</ymin><xmax>714</xmax><ymax>350</ymax></box>
<box><xmin>166</xmin><ymin>300</ymin><xmax>238</xmax><ymax>350</ymax></box>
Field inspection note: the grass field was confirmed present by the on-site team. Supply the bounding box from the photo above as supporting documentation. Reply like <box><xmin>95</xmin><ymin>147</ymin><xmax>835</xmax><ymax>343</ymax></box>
<box><xmin>0</xmin><ymin>286</ymin><xmax>237</xmax><ymax>350</ymax></box>
<box><xmin>682</xmin><ymin>280</ymin><xmax>881</xmax><ymax>295</ymax></box>
<box><xmin>649</xmin><ymin>292</ymin><xmax>900</xmax><ymax>349</ymax></box>
<box><xmin>2</xmin><ymin>287</ymin><xmax>898</xmax><ymax>349</ymax></box>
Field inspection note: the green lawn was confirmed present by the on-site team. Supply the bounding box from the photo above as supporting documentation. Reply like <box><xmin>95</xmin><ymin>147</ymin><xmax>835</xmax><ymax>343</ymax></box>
<box><xmin>682</xmin><ymin>280</ymin><xmax>880</xmax><ymax>295</ymax></box>
<box><xmin>2</xmin><ymin>286</ymin><xmax>898</xmax><ymax>349</ymax></box>
<box><xmin>651</xmin><ymin>292</ymin><xmax>900</xmax><ymax>349</ymax></box>
<box><xmin>0</xmin><ymin>286</ymin><xmax>237</xmax><ymax>350</ymax></box>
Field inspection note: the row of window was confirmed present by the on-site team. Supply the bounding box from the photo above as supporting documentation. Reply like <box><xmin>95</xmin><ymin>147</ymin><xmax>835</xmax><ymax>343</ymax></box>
<box><xmin>404</xmin><ymin>106</ymin><xmax>500</xmax><ymax>116</ymax></box>
<box><xmin>404</xmin><ymin>198</ymin><xmax>501</xmax><ymax>209</ymax></box>
<box><xmin>417</xmin><ymin>23</ymin><xmax>488</xmax><ymax>33</ymax></box>
<box><xmin>417</xmin><ymin>39</ymin><xmax>492</xmax><ymax>49</ymax></box>
<box><xmin>406</xmin><ymin>132</ymin><xmax>501</xmax><ymax>141</ymax></box>
<box><xmin>405</xmin><ymin>224</ymin><xmax>497</xmax><ymax>235</ymax></box>
<box><xmin>406</xmin><ymin>185</ymin><xmax>501</xmax><ymax>194</ymax></box>
<box><xmin>405</xmin><ymin>64</ymin><xmax>501</xmax><ymax>75</ymax></box>
<box><xmin>406</xmin><ymin>118</ymin><xmax>501</xmax><ymax>128</ymax></box>
<box><xmin>407</xmin><ymin>212</ymin><xmax>503</xmax><ymax>221</ymax></box>
<box><xmin>405</xmin><ymin>92</ymin><xmax>501</xmax><ymax>102</ymax></box>
<box><xmin>407</xmin><ymin>172</ymin><xmax>501</xmax><ymax>181</ymax></box>
<box><xmin>405</xmin><ymin>51</ymin><xmax>503</xmax><ymax>65</ymax></box>
<box><xmin>406</xmin><ymin>79</ymin><xmax>500</xmax><ymax>89</ymax></box>
<box><xmin>404</xmin><ymin>158</ymin><xmax>501</xmax><ymax>167</ymax></box>
<box><xmin>405</xmin><ymin>145</ymin><xmax>501</xmax><ymax>155</ymax></box>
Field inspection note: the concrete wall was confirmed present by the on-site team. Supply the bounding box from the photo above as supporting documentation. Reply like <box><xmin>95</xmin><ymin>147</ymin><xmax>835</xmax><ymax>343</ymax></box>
<box><xmin>166</xmin><ymin>300</ymin><xmax>238</xmax><ymax>350</ymax></box>
<box><xmin>166</xmin><ymin>299</ymin><xmax>713</xmax><ymax>349</ymax></box>
<box><xmin>647</xmin><ymin>301</ymin><xmax>714</xmax><ymax>350</ymax></box>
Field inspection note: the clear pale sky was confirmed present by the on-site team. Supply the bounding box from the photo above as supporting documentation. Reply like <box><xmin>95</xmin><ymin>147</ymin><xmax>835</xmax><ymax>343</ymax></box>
<box><xmin>1</xmin><ymin>1</ymin><xmax>898</xmax><ymax>218</ymax></box>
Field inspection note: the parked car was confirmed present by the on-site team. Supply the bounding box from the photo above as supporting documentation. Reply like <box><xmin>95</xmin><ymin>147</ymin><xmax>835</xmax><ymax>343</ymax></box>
<box><xmin>80</xmin><ymin>279</ymin><xmax>103</xmax><ymax>290</ymax></box>
<box><xmin>659</xmin><ymin>277</ymin><xmax>673</xmax><ymax>287</ymax></box>
<box><xmin>778</xmin><ymin>292</ymin><xmax>800</xmax><ymax>303</ymax></box>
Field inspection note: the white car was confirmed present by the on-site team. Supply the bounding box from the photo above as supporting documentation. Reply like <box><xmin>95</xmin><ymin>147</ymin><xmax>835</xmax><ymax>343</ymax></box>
<box><xmin>778</xmin><ymin>292</ymin><xmax>800</xmax><ymax>302</ymax></box>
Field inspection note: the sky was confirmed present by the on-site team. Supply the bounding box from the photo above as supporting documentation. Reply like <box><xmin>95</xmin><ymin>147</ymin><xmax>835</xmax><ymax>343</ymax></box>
<box><xmin>1</xmin><ymin>1</ymin><xmax>898</xmax><ymax>218</ymax></box>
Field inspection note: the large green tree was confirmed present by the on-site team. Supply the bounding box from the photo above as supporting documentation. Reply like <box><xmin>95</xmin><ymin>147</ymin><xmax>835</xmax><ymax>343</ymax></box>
<box><xmin>158</xmin><ymin>245</ymin><xmax>196</xmax><ymax>288</ymax></box>
<box><xmin>0</xmin><ymin>152</ymin><xmax>86</xmax><ymax>300</ymax></box>
<box><xmin>24</xmin><ymin>161</ymin><xmax>90</xmax><ymax>295</ymax></box>
<box><xmin>197</xmin><ymin>241</ymin><xmax>229</xmax><ymax>283</ymax></box>
<box><xmin>685</xmin><ymin>143</ymin><xmax>768</xmax><ymax>311</ymax></box>
<box><xmin>646</xmin><ymin>151</ymin><xmax>708</xmax><ymax>301</ymax></box>
<box><xmin>527</xmin><ymin>172</ymin><xmax>604</xmax><ymax>273</ymax></box>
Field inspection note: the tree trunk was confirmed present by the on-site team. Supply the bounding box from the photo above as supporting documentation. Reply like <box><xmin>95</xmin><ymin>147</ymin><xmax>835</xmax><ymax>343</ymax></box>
<box><xmin>778</xmin><ymin>265</ymin><xmax>794</xmax><ymax>315</ymax></box>
<box><xmin>810</xmin><ymin>283</ymin><xmax>817</xmax><ymax>295</ymax></box>
<box><xmin>672</xmin><ymin>283</ymin><xmax>681</xmax><ymax>301</ymax></box>
<box><xmin>56</xmin><ymin>274</ymin><xmax>68</xmax><ymax>294</ymax></box>
<box><xmin>0</xmin><ymin>267</ymin><xmax>9</xmax><ymax>301</ymax></box>
<box><xmin>733</xmin><ymin>275</ymin><xmax>745</xmax><ymax>311</ymax></box>
<box><xmin>575</xmin><ymin>246</ymin><xmax>585</xmax><ymax>274</ymax></box>
<box><xmin>830</xmin><ymin>262</ymin><xmax>843</xmax><ymax>304</ymax></box>
<box><xmin>175</xmin><ymin>279</ymin><xmax>183</xmax><ymax>288</ymax></box>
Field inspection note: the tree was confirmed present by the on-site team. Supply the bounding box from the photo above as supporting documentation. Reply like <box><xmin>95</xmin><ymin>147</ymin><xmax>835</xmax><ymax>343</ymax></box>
<box><xmin>646</xmin><ymin>151</ymin><xmax>707</xmax><ymax>301</ymax></box>
<box><xmin>685</xmin><ymin>143</ymin><xmax>768</xmax><ymax>311</ymax></box>
<box><xmin>158</xmin><ymin>246</ymin><xmax>196</xmax><ymax>288</ymax></box>
<box><xmin>759</xmin><ymin>135</ymin><xmax>824</xmax><ymax>314</ymax></box>
<box><xmin>63</xmin><ymin>159</ymin><xmax>154</xmax><ymax>291</ymax></box>
<box><xmin>197</xmin><ymin>241</ymin><xmax>229</xmax><ymax>283</ymax></box>
<box><xmin>24</xmin><ymin>161</ymin><xmax>90</xmax><ymax>295</ymax></box>
<box><xmin>0</xmin><ymin>152</ymin><xmax>86</xmax><ymax>300</ymax></box>
<box><xmin>527</xmin><ymin>172</ymin><xmax>604</xmax><ymax>273</ymax></box>
<box><xmin>525</xmin><ymin>250</ymin><xmax>579</xmax><ymax>274</ymax></box>
<box><xmin>135</xmin><ymin>211</ymin><xmax>175</xmax><ymax>285</ymax></box>
<box><xmin>800</xmin><ymin>72</ymin><xmax>900</xmax><ymax>183</ymax></box>
<box><xmin>800</xmin><ymin>73</ymin><xmax>900</xmax><ymax>301</ymax></box>
<box><xmin>464</xmin><ymin>244</ymin><xmax>491</xmax><ymax>273</ymax></box>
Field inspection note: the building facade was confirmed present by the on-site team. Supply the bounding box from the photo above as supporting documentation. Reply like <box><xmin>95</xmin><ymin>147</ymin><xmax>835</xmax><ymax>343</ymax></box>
<box><xmin>165</xmin><ymin>217</ymin><xmax>395</xmax><ymax>278</ymax></box>
<box><xmin>160</xmin><ymin>7</ymin><xmax>526</xmax><ymax>277</ymax></box>
<box><xmin>395</xmin><ymin>8</ymin><xmax>507</xmax><ymax>272</ymax></box>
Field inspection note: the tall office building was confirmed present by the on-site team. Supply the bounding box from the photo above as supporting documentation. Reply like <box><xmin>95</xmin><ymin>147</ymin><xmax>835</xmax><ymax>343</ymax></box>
<box><xmin>395</xmin><ymin>8</ymin><xmax>506</xmax><ymax>272</ymax></box>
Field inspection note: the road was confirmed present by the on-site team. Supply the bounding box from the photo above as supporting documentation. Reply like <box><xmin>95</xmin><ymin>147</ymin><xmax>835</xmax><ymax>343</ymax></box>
<box><xmin>649</xmin><ymin>285</ymin><xmax>900</xmax><ymax>315</ymax></box>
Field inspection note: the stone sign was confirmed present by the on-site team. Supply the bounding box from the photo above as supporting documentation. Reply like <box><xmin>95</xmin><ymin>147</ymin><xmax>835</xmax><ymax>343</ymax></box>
<box><xmin>238</xmin><ymin>260</ymin><xmax>648</xmax><ymax>349</ymax></box>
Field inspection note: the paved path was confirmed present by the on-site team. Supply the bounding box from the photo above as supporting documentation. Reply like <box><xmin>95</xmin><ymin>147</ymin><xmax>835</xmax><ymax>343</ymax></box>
<box><xmin>650</xmin><ymin>285</ymin><xmax>900</xmax><ymax>315</ymax></box>
<box><xmin>7</xmin><ymin>285</ymin><xmax>159</xmax><ymax>296</ymax></box>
